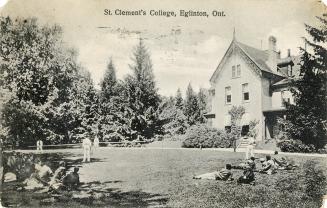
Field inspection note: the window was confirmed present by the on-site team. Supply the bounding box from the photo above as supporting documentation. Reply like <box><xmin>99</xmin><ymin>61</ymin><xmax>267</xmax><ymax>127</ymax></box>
<box><xmin>242</xmin><ymin>83</ymin><xmax>249</xmax><ymax>102</ymax></box>
<box><xmin>232</xmin><ymin>66</ymin><xmax>236</xmax><ymax>78</ymax></box>
<box><xmin>237</xmin><ymin>64</ymin><xmax>241</xmax><ymax>77</ymax></box>
<box><xmin>225</xmin><ymin>87</ymin><xmax>231</xmax><ymax>104</ymax></box>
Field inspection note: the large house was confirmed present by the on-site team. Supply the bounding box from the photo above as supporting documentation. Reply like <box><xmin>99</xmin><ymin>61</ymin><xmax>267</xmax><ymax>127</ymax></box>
<box><xmin>206</xmin><ymin>34</ymin><xmax>301</xmax><ymax>141</ymax></box>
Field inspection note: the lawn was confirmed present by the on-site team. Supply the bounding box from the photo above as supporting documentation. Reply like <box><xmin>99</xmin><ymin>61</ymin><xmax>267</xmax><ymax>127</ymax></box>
<box><xmin>2</xmin><ymin>148</ymin><xmax>327</xmax><ymax>207</ymax></box>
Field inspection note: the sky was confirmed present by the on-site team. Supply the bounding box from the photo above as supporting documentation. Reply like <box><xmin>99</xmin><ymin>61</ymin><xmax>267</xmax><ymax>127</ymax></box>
<box><xmin>0</xmin><ymin>0</ymin><xmax>326</xmax><ymax>96</ymax></box>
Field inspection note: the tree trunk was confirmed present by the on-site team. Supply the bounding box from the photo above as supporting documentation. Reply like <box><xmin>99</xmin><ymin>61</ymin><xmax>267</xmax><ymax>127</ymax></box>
<box><xmin>233</xmin><ymin>139</ymin><xmax>236</xmax><ymax>152</ymax></box>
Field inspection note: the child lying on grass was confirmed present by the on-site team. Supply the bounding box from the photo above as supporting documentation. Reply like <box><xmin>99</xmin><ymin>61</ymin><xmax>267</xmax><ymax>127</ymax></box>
<box><xmin>232</xmin><ymin>157</ymin><xmax>256</xmax><ymax>170</ymax></box>
<box><xmin>273</xmin><ymin>151</ymin><xmax>298</xmax><ymax>170</ymax></box>
<box><xmin>193</xmin><ymin>164</ymin><xmax>234</xmax><ymax>181</ymax></box>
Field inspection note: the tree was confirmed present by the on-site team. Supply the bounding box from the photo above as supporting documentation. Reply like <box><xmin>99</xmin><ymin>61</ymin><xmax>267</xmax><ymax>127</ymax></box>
<box><xmin>228</xmin><ymin>106</ymin><xmax>245</xmax><ymax>152</ymax></box>
<box><xmin>184</xmin><ymin>83</ymin><xmax>200</xmax><ymax>125</ymax></box>
<box><xmin>123</xmin><ymin>39</ymin><xmax>161</xmax><ymax>139</ymax></box>
<box><xmin>101</xmin><ymin>58</ymin><xmax>118</xmax><ymax>100</ymax></box>
<box><xmin>284</xmin><ymin>14</ymin><xmax>327</xmax><ymax>149</ymax></box>
<box><xmin>159</xmin><ymin>96</ymin><xmax>188</xmax><ymax>135</ymax></box>
<box><xmin>197</xmin><ymin>88</ymin><xmax>208</xmax><ymax>124</ymax></box>
<box><xmin>175</xmin><ymin>88</ymin><xmax>183</xmax><ymax>110</ymax></box>
<box><xmin>0</xmin><ymin>17</ymin><xmax>95</xmax><ymax>146</ymax></box>
<box><xmin>98</xmin><ymin>58</ymin><xmax>129</xmax><ymax>142</ymax></box>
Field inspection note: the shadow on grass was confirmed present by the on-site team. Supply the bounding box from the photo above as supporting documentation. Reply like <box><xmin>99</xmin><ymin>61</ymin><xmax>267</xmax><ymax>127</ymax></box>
<box><xmin>2</xmin><ymin>180</ymin><xmax>169</xmax><ymax>207</ymax></box>
<box><xmin>2</xmin><ymin>152</ymin><xmax>169</xmax><ymax>207</ymax></box>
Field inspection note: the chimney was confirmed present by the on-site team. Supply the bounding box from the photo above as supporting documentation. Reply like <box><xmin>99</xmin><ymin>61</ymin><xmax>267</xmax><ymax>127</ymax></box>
<box><xmin>266</xmin><ymin>36</ymin><xmax>277</xmax><ymax>72</ymax></box>
<box><xmin>287</xmin><ymin>49</ymin><xmax>291</xmax><ymax>57</ymax></box>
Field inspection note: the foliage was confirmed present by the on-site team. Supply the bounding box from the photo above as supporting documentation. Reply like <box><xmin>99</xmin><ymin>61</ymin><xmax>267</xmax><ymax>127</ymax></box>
<box><xmin>284</xmin><ymin>14</ymin><xmax>327</xmax><ymax>149</ymax></box>
<box><xmin>122</xmin><ymin>39</ymin><xmax>161</xmax><ymax>139</ymax></box>
<box><xmin>277</xmin><ymin>139</ymin><xmax>316</xmax><ymax>153</ymax></box>
<box><xmin>0</xmin><ymin>17</ymin><xmax>98</xmax><ymax>146</ymax></box>
<box><xmin>183</xmin><ymin>83</ymin><xmax>199</xmax><ymax>126</ymax></box>
<box><xmin>175</xmin><ymin>88</ymin><xmax>183</xmax><ymax>110</ymax></box>
<box><xmin>248</xmin><ymin>119</ymin><xmax>259</xmax><ymax>138</ymax></box>
<box><xmin>197</xmin><ymin>88</ymin><xmax>207</xmax><ymax>124</ymax></box>
<box><xmin>303</xmin><ymin>160</ymin><xmax>327</xmax><ymax>200</ymax></box>
<box><xmin>159</xmin><ymin>97</ymin><xmax>188</xmax><ymax>135</ymax></box>
<box><xmin>228</xmin><ymin>106</ymin><xmax>245</xmax><ymax>151</ymax></box>
<box><xmin>183</xmin><ymin>83</ymin><xmax>208</xmax><ymax>126</ymax></box>
<box><xmin>98</xmin><ymin>58</ymin><xmax>129</xmax><ymax>142</ymax></box>
<box><xmin>182</xmin><ymin>124</ymin><xmax>230</xmax><ymax>148</ymax></box>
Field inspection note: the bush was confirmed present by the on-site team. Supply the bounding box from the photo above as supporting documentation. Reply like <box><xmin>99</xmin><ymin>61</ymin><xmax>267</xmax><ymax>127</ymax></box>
<box><xmin>277</xmin><ymin>139</ymin><xmax>316</xmax><ymax>153</ymax></box>
<box><xmin>303</xmin><ymin>161</ymin><xmax>327</xmax><ymax>200</ymax></box>
<box><xmin>182</xmin><ymin>124</ymin><xmax>231</xmax><ymax>148</ymax></box>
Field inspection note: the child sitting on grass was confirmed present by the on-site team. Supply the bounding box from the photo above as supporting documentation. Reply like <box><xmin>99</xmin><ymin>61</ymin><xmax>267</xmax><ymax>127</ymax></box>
<box><xmin>193</xmin><ymin>164</ymin><xmax>234</xmax><ymax>181</ymax></box>
<box><xmin>259</xmin><ymin>155</ymin><xmax>277</xmax><ymax>175</ymax></box>
<box><xmin>237</xmin><ymin>164</ymin><xmax>255</xmax><ymax>185</ymax></box>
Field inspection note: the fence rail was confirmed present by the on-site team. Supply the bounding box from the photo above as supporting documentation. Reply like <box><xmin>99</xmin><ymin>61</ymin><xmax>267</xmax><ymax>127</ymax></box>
<box><xmin>26</xmin><ymin>141</ymin><xmax>151</xmax><ymax>149</ymax></box>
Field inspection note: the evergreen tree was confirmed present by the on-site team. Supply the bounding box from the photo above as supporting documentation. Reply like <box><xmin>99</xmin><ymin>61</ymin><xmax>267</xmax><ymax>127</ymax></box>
<box><xmin>98</xmin><ymin>58</ymin><xmax>129</xmax><ymax>142</ymax></box>
<box><xmin>175</xmin><ymin>88</ymin><xmax>184</xmax><ymax>110</ymax></box>
<box><xmin>197</xmin><ymin>88</ymin><xmax>207</xmax><ymax>124</ymax></box>
<box><xmin>159</xmin><ymin>96</ymin><xmax>188</xmax><ymax>135</ymax></box>
<box><xmin>184</xmin><ymin>83</ymin><xmax>199</xmax><ymax>125</ymax></box>
<box><xmin>284</xmin><ymin>14</ymin><xmax>327</xmax><ymax>149</ymax></box>
<box><xmin>123</xmin><ymin>39</ymin><xmax>161</xmax><ymax>139</ymax></box>
<box><xmin>101</xmin><ymin>58</ymin><xmax>118</xmax><ymax>100</ymax></box>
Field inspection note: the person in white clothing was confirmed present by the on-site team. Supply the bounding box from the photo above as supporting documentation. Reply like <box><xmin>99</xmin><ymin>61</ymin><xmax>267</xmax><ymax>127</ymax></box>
<box><xmin>245</xmin><ymin>135</ymin><xmax>256</xmax><ymax>159</ymax></box>
<box><xmin>36</xmin><ymin>140</ymin><xmax>43</xmax><ymax>152</ymax></box>
<box><xmin>82</xmin><ymin>137</ymin><xmax>92</xmax><ymax>162</ymax></box>
<box><xmin>93</xmin><ymin>136</ymin><xmax>99</xmax><ymax>149</ymax></box>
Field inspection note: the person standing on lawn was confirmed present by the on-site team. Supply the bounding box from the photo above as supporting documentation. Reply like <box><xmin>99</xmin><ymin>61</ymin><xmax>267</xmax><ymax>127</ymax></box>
<box><xmin>245</xmin><ymin>134</ymin><xmax>256</xmax><ymax>159</ymax></box>
<box><xmin>93</xmin><ymin>135</ymin><xmax>99</xmax><ymax>150</ymax></box>
<box><xmin>36</xmin><ymin>140</ymin><xmax>43</xmax><ymax>153</ymax></box>
<box><xmin>82</xmin><ymin>136</ymin><xmax>92</xmax><ymax>162</ymax></box>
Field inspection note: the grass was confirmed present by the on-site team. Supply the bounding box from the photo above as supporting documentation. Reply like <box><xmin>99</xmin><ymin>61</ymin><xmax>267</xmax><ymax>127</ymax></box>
<box><xmin>2</xmin><ymin>148</ymin><xmax>327</xmax><ymax>207</ymax></box>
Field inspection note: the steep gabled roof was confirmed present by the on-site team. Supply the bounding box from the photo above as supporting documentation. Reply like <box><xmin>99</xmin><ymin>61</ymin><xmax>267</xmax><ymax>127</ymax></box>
<box><xmin>210</xmin><ymin>39</ymin><xmax>284</xmax><ymax>83</ymax></box>
<box><xmin>236</xmin><ymin>41</ymin><xmax>273</xmax><ymax>74</ymax></box>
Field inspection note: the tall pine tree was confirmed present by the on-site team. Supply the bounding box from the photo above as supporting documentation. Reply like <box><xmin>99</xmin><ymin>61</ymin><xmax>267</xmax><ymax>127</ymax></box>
<box><xmin>175</xmin><ymin>88</ymin><xmax>184</xmax><ymax>110</ymax></box>
<box><xmin>101</xmin><ymin>58</ymin><xmax>118</xmax><ymax>100</ymax></box>
<box><xmin>123</xmin><ymin>39</ymin><xmax>161</xmax><ymax>139</ymax></box>
<box><xmin>184</xmin><ymin>83</ymin><xmax>199</xmax><ymax>126</ymax></box>
<box><xmin>285</xmin><ymin>14</ymin><xmax>327</xmax><ymax>149</ymax></box>
<box><xmin>98</xmin><ymin>58</ymin><xmax>129</xmax><ymax>142</ymax></box>
<box><xmin>197</xmin><ymin>88</ymin><xmax>207</xmax><ymax>124</ymax></box>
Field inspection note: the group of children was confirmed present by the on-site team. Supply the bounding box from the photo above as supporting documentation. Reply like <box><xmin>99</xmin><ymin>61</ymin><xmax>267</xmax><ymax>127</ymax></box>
<box><xmin>4</xmin><ymin>152</ymin><xmax>80</xmax><ymax>192</ymax></box>
<box><xmin>194</xmin><ymin>151</ymin><xmax>297</xmax><ymax>185</ymax></box>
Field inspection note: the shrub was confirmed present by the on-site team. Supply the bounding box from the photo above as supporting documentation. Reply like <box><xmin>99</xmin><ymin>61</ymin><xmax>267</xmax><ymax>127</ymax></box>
<box><xmin>277</xmin><ymin>139</ymin><xmax>316</xmax><ymax>153</ymax></box>
<box><xmin>303</xmin><ymin>160</ymin><xmax>327</xmax><ymax>200</ymax></box>
<box><xmin>182</xmin><ymin>124</ymin><xmax>231</xmax><ymax>148</ymax></box>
